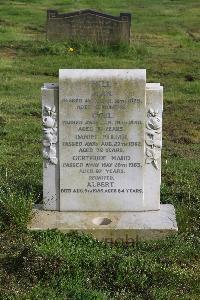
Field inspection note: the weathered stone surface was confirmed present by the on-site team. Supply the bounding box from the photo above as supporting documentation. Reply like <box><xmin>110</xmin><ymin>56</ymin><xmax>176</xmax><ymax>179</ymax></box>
<box><xmin>58</xmin><ymin>70</ymin><xmax>164</xmax><ymax>211</ymax></box>
<box><xmin>42</xmin><ymin>70</ymin><xmax>164</xmax><ymax>212</ymax></box>
<box><xmin>29</xmin><ymin>204</ymin><xmax>178</xmax><ymax>243</ymax></box>
<box><xmin>59</xmin><ymin>69</ymin><xmax>150</xmax><ymax>211</ymax></box>
<box><xmin>39</xmin><ymin>69</ymin><xmax>178</xmax><ymax>241</ymax></box>
<box><xmin>46</xmin><ymin>9</ymin><xmax>131</xmax><ymax>44</ymax></box>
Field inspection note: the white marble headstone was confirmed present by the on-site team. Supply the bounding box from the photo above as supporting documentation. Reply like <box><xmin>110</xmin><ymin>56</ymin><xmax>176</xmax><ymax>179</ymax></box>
<box><xmin>51</xmin><ymin>69</ymin><xmax>163</xmax><ymax>211</ymax></box>
<box><xmin>31</xmin><ymin>70</ymin><xmax>177</xmax><ymax>242</ymax></box>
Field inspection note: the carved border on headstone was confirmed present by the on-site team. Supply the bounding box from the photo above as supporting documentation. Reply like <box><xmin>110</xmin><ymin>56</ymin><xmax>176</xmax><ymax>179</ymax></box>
<box><xmin>145</xmin><ymin>108</ymin><xmax>162</xmax><ymax>169</ymax></box>
<box><xmin>42</xmin><ymin>105</ymin><xmax>58</xmax><ymax>166</ymax></box>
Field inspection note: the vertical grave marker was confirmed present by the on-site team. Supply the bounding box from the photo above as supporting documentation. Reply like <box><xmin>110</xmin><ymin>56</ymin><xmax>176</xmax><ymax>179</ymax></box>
<box><xmin>31</xmin><ymin>69</ymin><xmax>178</xmax><ymax>242</ymax></box>
<box><xmin>59</xmin><ymin>69</ymin><xmax>159</xmax><ymax>211</ymax></box>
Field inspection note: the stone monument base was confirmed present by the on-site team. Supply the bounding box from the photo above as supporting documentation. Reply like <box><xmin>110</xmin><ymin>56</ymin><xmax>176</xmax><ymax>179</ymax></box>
<box><xmin>28</xmin><ymin>204</ymin><xmax>178</xmax><ymax>244</ymax></box>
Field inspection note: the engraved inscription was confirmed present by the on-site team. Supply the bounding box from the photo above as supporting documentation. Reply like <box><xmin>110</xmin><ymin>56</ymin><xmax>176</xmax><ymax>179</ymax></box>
<box><xmin>60</xmin><ymin>78</ymin><xmax>144</xmax><ymax>194</ymax></box>
<box><xmin>59</xmin><ymin>70</ymin><xmax>147</xmax><ymax>211</ymax></box>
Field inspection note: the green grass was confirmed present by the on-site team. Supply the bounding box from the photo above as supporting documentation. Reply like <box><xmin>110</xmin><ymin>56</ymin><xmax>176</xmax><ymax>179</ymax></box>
<box><xmin>0</xmin><ymin>0</ymin><xmax>200</xmax><ymax>299</ymax></box>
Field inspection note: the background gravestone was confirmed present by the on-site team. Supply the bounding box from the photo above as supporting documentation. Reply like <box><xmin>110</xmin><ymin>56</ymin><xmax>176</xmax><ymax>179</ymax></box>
<box><xmin>46</xmin><ymin>9</ymin><xmax>131</xmax><ymax>45</ymax></box>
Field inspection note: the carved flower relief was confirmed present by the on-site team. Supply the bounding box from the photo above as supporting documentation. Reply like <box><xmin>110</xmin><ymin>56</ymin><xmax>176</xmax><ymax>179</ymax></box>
<box><xmin>43</xmin><ymin>115</ymin><xmax>55</xmax><ymax>128</ymax></box>
<box><xmin>42</xmin><ymin>105</ymin><xmax>58</xmax><ymax>166</ymax></box>
<box><xmin>145</xmin><ymin>135</ymin><xmax>162</xmax><ymax>148</ymax></box>
<box><xmin>145</xmin><ymin>108</ymin><xmax>162</xmax><ymax>170</ymax></box>
<box><xmin>43</xmin><ymin>105</ymin><xmax>56</xmax><ymax>118</ymax></box>
<box><xmin>146</xmin><ymin>108</ymin><xmax>162</xmax><ymax>132</ymax></box>
<box><xmin>43</xmin><ymin>127</ymin><xmax>57</xmax><ymax>145</ymax></box>
<box><xmin>145</xmin><ymin>148</ymin><xmax>161</xmax><ymax>170</ymax></box>
<box><xmin>43</xmin><ymin>145</ymin><xmax>58</xmax><ymax>165</ymax></box>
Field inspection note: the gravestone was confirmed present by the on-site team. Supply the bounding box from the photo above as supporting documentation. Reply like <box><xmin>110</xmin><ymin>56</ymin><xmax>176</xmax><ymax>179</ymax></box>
<box><xmin>30</xmin><ymin>69</ymin><xmax>178</xmax><ymax>243</ymax></box>
<box><xmin>46</xmin><ymin>9</ymin><xmax>131</xmax><ymax>45</ymax></box>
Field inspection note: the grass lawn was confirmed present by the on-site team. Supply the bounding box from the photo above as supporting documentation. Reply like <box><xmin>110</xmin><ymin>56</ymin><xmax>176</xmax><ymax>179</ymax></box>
<box><xmin>0</xmin><ymin>0</ymin><xmax>200</xmax><ymax>299</ymax></box>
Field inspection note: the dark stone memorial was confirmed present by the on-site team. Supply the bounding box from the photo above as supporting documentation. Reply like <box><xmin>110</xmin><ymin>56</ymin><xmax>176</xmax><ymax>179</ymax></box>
<box><xmin>46</xmin><ymin>9</ymin><xmax>131</xmax><ymax>45</ymax></box>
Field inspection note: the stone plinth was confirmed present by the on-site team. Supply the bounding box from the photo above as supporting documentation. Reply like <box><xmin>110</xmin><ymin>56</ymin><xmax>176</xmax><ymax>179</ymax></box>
<box><xmin>29</xmin><ymin>204</ymin><xmax>178</xmax><ymax>244</ymax></box>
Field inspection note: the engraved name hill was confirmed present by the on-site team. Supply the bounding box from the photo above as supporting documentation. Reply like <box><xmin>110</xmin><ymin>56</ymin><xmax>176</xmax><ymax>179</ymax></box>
<box><xmin>46</xmin><ymin>9</ymin><xmax>131</xmax><ymax>45</ymax></box>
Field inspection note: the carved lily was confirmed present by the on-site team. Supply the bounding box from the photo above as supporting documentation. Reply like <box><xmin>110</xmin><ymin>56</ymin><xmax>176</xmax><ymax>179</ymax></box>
<box><xmin>147</xmin><ymin>108</ymin><xmax>158</xmax><ymax>117</ymax></box>
<box><xmin>50</xmin><ymin>106</ymin><xmax>56</xmax><ymax>118</ymax></box>
<box><xmin>43</xmin><ymin>116</ymin><xmax>55</xmax><ymax>128</ymax></box>
<box><xmin>43</xmin><ymin>128</ymin><xmax>57</xmax><ymax>144</ymax></box>
<box><xmin>49</xmin><ymin>146</ymin><xmax>58</xmax><ymax>165</ymax></box>
<box><xmin>145</xmin><ymin>148</ymin><xmax>161</xmax><ymax>169</ymax></box>
<box><xmin>44</xmin><ymin>105</ymin><xmax>51</xmax><ymax>115</ymax></box>
<box><xmin>145</xmin><ymin>107</ymin><xmax>162</xmax><ymax>170</ymax></box>
<box><xmin>43</xmin><ymin>146</ymin><xmax>57</xmax><ymax>165</ymax></box>
<box><xmin>145</xmin><ymin>134</ymin><xmax>162</xmax><ymax>148</ymax></box>
<box><xmin>43</xmin><ymin>149</ymin><xmax>49</xmax><ymax>160</ymax></box>
<box><xmin>43</xmin><ymin>105</ymin><xmax>58</xmax><ymax>166</ymax></box>
<box><xmin>44</xmin><ymin>105</ymin><xmax>56</xmax><ymax>114</ymax></box>
<box><xmin>146</xmin><ymin>116</ymin><xmax>161</xmax><ymax>131</ymax></box>
<box><xmin>43</xmin><ymin>140</ymin><xmax>50</xmax><ymax>147</ymax></box>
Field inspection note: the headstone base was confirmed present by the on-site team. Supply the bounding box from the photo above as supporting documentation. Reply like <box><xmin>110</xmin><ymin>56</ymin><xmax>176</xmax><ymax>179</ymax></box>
<box><xmin>29</xmin><ymin>205</ymin><xmax>178</xmax><ymax>244</ymax></box>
